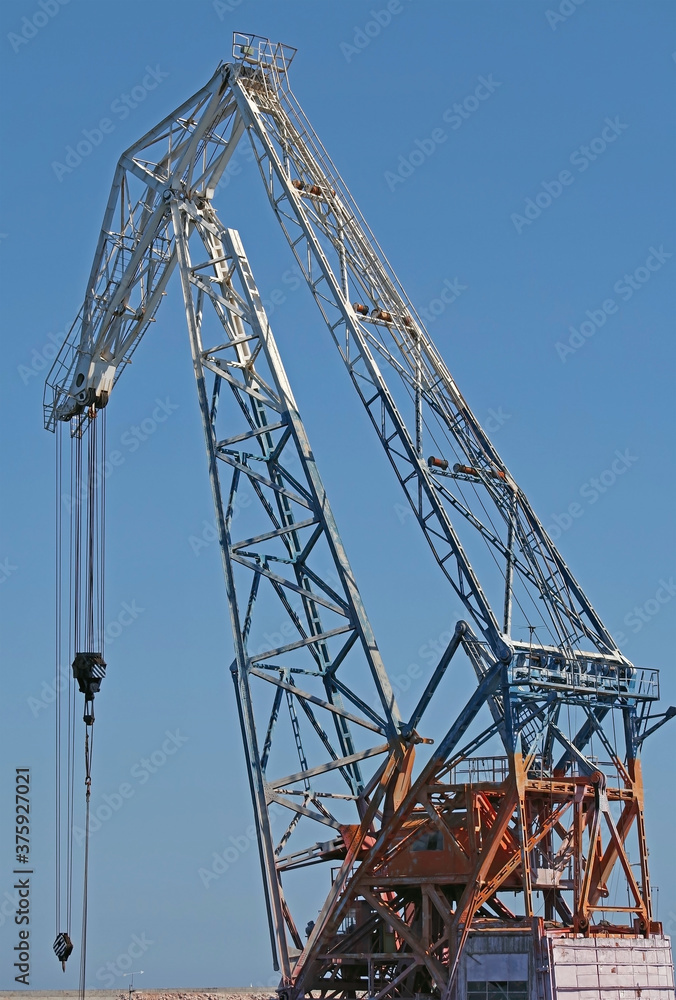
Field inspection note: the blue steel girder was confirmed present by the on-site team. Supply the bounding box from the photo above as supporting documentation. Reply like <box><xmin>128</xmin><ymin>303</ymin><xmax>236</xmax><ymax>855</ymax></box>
<box><xmin>228</xmin><ymin>66</ymin><xmax>622</xmax><ymax>666</ymax></box>
<box><xmin>43</xmin><ymin>52</ymin><xmax>662</xmax><ymax>770</ymax></box>
<box><xmin>215</xmin><ymin>63</ymin><xmax>673</xmax><ymax>842</ymax></box>
<box><xmin>42</xmin><ymin>48</ymin><xmax>668</xmax><ymax>770</ymax></box>
<box><xmin>41</xmin><ymin>53</ymin><xmax>624</xmax><ymax>671</ymax></box>
<box><xmin>171</xmin><ymin>204</ymin><xmax>406</xmax><ymax>975</ymax></box>
<box><xmin>42</xmin><ymin>67</ymin><xmax>246</xmax><ymax>429</ymax></box>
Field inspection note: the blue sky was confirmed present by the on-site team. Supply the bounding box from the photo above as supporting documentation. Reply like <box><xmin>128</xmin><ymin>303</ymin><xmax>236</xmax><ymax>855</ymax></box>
<box><xmin>1</xmin><ymin>0</ymin><xmax>675</xmax><ymax>989</ymax></box>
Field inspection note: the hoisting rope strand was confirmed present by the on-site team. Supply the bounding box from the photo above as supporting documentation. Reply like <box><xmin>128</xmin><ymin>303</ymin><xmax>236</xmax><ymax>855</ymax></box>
<box><xmin>67</xmin><ymin>429</ymin><xmax>79</xmax><ymax>937</ymax></box>
<box><xmin>55</xmin><ymin>425</ymin><xmax>62</xmax><ymax>938</ymax></box>
<box><xmin>55</xmin><ymin>408</ymin><xmax>107</xmax><ymax>985</ymax></box>
<box><xmin>79</xmin><ymin>727</ymin><xmax>94</xmax><ymax>1000</ymax></box>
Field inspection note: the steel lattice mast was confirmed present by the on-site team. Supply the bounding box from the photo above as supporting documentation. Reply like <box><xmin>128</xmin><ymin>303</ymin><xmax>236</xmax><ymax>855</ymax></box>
<box><xmin>45</xmin><ymin>34</ymin><xmax>674</xmax><ymax>1000</ymax></box>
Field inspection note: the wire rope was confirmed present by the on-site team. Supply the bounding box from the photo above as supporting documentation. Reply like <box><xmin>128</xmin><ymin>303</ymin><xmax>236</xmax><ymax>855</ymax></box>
<box><xmin>404</xmin><ymin>377</ymin><xmax>556</xmax><ymax>643</ymax></box>
<box><xmin>54</xmin><ymin>409</ymin><xmax>107</xmax><ymax>984</ymax></box>
<box><xmin>55</xmin><ymin>425</ymin><xmax>62</xmax><ymax>936</ymax></box>
<box><xmin>78</xmin><ymin>726</ymin><xmax>94</xmax><ymax>1000</ymax></box>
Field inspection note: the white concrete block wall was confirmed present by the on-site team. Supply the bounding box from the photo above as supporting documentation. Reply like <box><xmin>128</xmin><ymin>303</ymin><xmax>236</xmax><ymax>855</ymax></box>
<box><xmin>549</xmin><ymin>935</ymin><xmax>675</xmax><ymax>999</ymax></box>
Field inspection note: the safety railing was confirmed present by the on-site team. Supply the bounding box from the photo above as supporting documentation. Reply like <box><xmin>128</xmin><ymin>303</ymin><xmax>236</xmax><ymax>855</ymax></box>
<box><xmin>508</xmin><ymin>648</ymin><xmax>659</xmax><ymax>701</ymax></box>
<box><xmin>449</xmin><ymin>756</ymin><xmax>510</xmax><ymax>784</ymax></box>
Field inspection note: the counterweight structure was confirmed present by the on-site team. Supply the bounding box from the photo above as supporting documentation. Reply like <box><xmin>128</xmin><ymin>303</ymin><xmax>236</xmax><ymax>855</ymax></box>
<box><xmin>45</xmin><ymin>34</ymin><xmax>674</xmax><ymax>1000</ymax></box>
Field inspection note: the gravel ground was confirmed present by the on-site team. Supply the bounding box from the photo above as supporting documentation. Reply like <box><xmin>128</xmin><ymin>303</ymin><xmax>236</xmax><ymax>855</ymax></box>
<box><xmin>0</xmin><ymin>991</ymin><xmax>275</xmax><ymax>1000</ymax></box>
<box><xmin>127</xmin><ymin>994</ymin><xmax>274</xmax><ymax>1000</ymax></box>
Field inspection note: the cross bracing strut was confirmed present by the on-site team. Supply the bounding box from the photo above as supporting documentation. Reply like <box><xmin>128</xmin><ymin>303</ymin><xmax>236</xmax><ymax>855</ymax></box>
<box><xmin>227</xmin><ymin>66</ymin><xmax>618</xmax><ymax>663</ymax></box>
<box><xmin>172</xmin><ymin>214</ymin><xmax>410</xmax><ymax>973</ymax></box>
<box><xmin>45</xmin><ymin>33</ymin><xmax>673</xmax><ymax>1000</ymax></box>
<box><xmin>211</xmin><ymin>39</ymin><xmax>664</xmax><ymax>780</ymax></box>
<box><xmin>43</xmin><ymin>40</ymin><xmax>623</xmax><ymax>675</ymax></box>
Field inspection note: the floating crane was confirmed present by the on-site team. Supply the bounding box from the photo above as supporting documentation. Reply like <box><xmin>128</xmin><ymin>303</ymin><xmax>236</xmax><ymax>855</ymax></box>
<box><xmin>46</xmin><ymin>34</ymin><xmax>675</xmax><ymax>1000</ymax></box>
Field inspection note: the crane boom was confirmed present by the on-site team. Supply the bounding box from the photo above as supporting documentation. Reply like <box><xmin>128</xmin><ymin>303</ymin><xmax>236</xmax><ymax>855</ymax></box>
<box><xmin>45</xmin><ymin>34</ymin><xmax>674</xmax><ymax>1000</ymax></box>
<box><xmin>228</xmin><ymin>45</ymin><xmax>620</xmax><ymax>662</ymax></box>
<box><xmin>174</xmin><ymin>215</ymin><xmax>408</xmax><ymax>974</ymax></box>
<box><xmin>44</xmin><ymin>36</ymin><xmax>621</xmax><ymax>665</ymax></box>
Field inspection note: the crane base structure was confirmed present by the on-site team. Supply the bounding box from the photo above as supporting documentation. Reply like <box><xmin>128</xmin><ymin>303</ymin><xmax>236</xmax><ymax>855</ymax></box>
<box><xmin>44</xmin><ymin>33</ymin><xmax>674</xmax><ymax>1000</ymax></box>
<box><xmin>288</xmin><ymin>754</ymin><xmax>675</xmax><ymax>999</ymax></box>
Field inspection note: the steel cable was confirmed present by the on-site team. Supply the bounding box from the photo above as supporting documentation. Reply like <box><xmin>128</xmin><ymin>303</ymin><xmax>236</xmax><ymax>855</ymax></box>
<box><xmin>55</xmin><ymin>410</ymin><xmax>107</xmax><ymax>981</ymax></box>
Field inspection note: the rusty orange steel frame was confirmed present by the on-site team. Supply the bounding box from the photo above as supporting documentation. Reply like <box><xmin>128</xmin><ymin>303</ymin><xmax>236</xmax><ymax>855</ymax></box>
<box><xmin>288</xmin><ymin>724</ymin><xmax>657</xmax><ymax>999</ymax></box>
